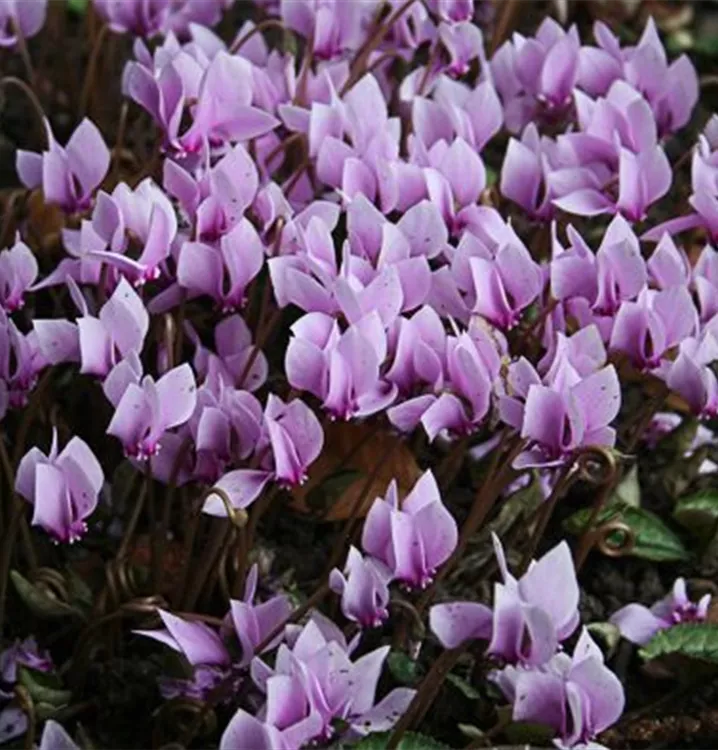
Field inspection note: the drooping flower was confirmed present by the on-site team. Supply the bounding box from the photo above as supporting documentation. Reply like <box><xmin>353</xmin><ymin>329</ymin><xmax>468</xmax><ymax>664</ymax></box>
<box><xmin>0</xmin><ymin>637</ymin><xmax>53</xmax><ymax>684</ymax></box>
<box><xmin>362</xmin><ymin>470</ymin><xmax>458</xmax><ymax>589</ymax></box>
<box><xmin>492</xmin><ymin>629</ymin><xmax>624</xmax><ymax>749</ymax></box>
<box><xmin>0</xmin><ymin>238</ymin><xmax>37</xmax><ymax>313</ymax></box>
<box><xmin>176</xmin><ymin>218</ymin><xmax>264</xmax><ymax>311</ymax></box>
<box><xmin>135</xmin><ymin>609</ymin><xmax>232</xmax><ymax>702</ymax></box>
<box><xmin>330</xmin><ymin>546</ymin><xmax>393</xmax><ymax>628</ymax></box>
<box><xmin>499</xmin><ymin>349</ymin><xmax>621</xmax><ymax>470</ymax></box>
<box><xmin>94</xmin><ymin>0</ymin><xmax>230</xmax><ymax>37</ymax></box>
<box><xmin>0</xmin><ymin>0</ymin><xmax>47</xmax><ymax>48</ymax></box>
<box><xmin>237</xmin><ymin>612</ymin><xmax>416</xmax><ymax>747</ymax></box>
<box><xmin>202</xmin><ymin>395</ymin><xmax>323</xmax><ymax>515</ymax></box>
<box><xmin>285</xmin><ymin>312</ymin><xmax>398</xmax><ymax>421</ymax></box>
<box><xmin>35</xmin><ymin>277</ymin><xmax>149</xmax><ymax>377</ymax></box>
<box><xmin>15</xmin><ymin>429</ymin><xmax>104</xmax><ymax>543</ymax></box>
<box><xmin>105</xmin><ymin>359</ymin><xmax>198</xmax><ymax>460</ymax></box>
<box><xmin>430</xmin><ymin>533</ymin><xmax>579</xmax><ymax>665</ymax></box>
<box><xmin>136</xmin><ymin>609</ymin><xmax>230</xmax><ymax>667</ymax></box>
<box><xmin>16</xmin><ymin>118</ymin><xmax>110</xmax><ymax>214</ymax></box>
<box><xmin>610</xmin><ymin>287</ymin><xmax>698</xmax><ymax>371</ymax></box>
<box><xmin>610</xmin><ymin>578</ymin><xmax>712</xmax><ymax>646</ymax></box>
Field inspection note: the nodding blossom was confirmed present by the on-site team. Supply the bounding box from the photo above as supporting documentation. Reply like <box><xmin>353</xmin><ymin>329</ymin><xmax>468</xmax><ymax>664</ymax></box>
<box><xmin>362</xmin><ymin>470</ymin><xmax>458</xmax><ymax>589</ymax></box>
<box><xmin>611</xmin><ymin>577</ymin><xmax>712</xmax><ymax>646</ymax></box>
<box><xmin>15</xmin><ymin>429</ymin><xmax>104</xmax><ymax>543</ymax></box>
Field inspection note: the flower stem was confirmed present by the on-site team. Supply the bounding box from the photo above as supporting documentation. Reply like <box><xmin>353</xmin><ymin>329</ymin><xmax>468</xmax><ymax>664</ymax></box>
<box><xmin>387</xmin><ymin>646</ymin><xmax>464</xmax><ymax>748</ymax></box>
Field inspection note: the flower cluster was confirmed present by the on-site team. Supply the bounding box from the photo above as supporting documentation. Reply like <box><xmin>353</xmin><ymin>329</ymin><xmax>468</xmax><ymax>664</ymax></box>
<box><xmin>2</xmin><ymin>0</ymin><xmax>717</xmax><ymax>746</ymax></box>
<box><xmin>431</xmin><ymin>536</ymin><xmax>624</xmax><ymax>748</ymax></box>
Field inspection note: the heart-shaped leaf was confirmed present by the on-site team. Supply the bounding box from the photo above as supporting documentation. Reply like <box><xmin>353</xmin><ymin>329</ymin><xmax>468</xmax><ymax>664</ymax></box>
<box><xmin>639</xmin><ymin>622</ymin><xmax>718</xmax><ymax>664</ymax></box>
<box><xmin>17</xmin><ymin>668</ymin><xmax>72</xmax><ymax>708</ymax></box>
<box><xmin>674</xmin><ymin>492</ymin><xmax>718</xmax><ymax>540</ymax></box>
<box><xmin>563</xmin><ymin>504</ymin><xmax>689</xmax><ymax>562</ymax></box>
<box><xmin>10</xmin><ymin>571</ymin><xmax>84</xmax><ymax>620</ymax></box>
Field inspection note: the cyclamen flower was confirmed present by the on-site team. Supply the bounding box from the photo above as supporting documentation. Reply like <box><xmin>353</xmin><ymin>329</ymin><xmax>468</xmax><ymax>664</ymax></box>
<box><xmin>285</xmin><ymin>312</ymin><xmax>398</xmax><ymax>421</ymax></box>
<box><xmin>226</xmin><ymin>612</ymin><xmax>415</xmax><ymax>748</ymax></box>
<box><xmin>16</xmin><ymin>118</ymin><xmax>109</xmax><ymax>214</ymax></box>
<box><xmin>87</xmin><ymin>178</ymin><xmax>177</xmax><ymax>285</ymax></box>
<box><xmin>550</xmin><ymin>215</ymin><xmax>647</xmax><ymax>339</ymax></box>
<box><xmin>0</xmin><ymin>309</ymin><xmax>45</xmax><ymax>411</ymax></box>
<box><xmin>35</xmin><ymin>277</ymin><xmax>149</xmax><ymax>377</ymax></box>
<box><xmin>164</xmin><ymin>144</ymin><xmax>258</xmax><ymax>241</ymax></box>
<box><xmin>579</xmin><ymin>18</ymin><xmax>698</xmax><ymax>137</ymax></box>
<box><xmin>94</xmin><ymin>0</ymin><xmax>230</xmax><ymax>37</ymax></box>
<box><xmin>329</xmin><ymin>546</ymin><xmax>392</xmax><ymax>628</ymax></box>
<box><xmin>499</xmin><ymin>345</ymin><xmax>621</xmax><ymax>470</ymax></box>
<box><xmin>469</xmin><ymin>242</ymin><xmax>543</xmax><ymax>330</ymax></box>
<box><xmin>0</xmin><ymin>637</ymin><xmax>53</xmax><ymax>684</ymax></box>
<box><xmin>492</xmin><ymin>629</ymin><xmax>624</xmax><ymax>749</ymax></box>
<box><xmin>136</xmin><ymin>609</ymin><xmax>230</xmax><ymax>667</ymax></box>
<box><xmin>611</xmin><ymin>578</ymin><xmax>712</xmax><ymax>646</ymax></box>
<box><xmin>491</xmin><ymin>18</ymin><xmax>580</xmax><ymax>133</ymax></box>
<box><xmin>610</xmin><ymin>287</ymin><xmax>698</xmax><ymax>371</ymax></box>
<box><xmin>430</xmin><ymin>534</ymin><xmax>579</xmax><ymax>666</ymax></box>
<box><xmin>665</xmin><ymin>333</ymin><xmax>718</xmax><ymax>419</ymax></box>
<box><xmin>15</xmin><ymin>429</ymin><xmax>104</xmax><ymax>543</ymax></box>
<box><xmin>188</xmin><ymin>314</ymin><xmax>268</xmax><ymax>392</ymax></box>
<box><xmin>554</xmin><ymin>82</ymin><xmax>672</xmax><ymax>221</ymax></box>
<box><xmin>388</xmin><ymin>322</ymin><xmax>500</xmax><ymax>441</ymax></box>
<box><xmin>202</xmin><ymin>395</ymin><xmax>323</xmax><ymax>515</ymax></box>
<box><xmin>105</xmin><ymin>359</ymin><xmax>198</xmax><ymax>460</ymax></box>
<box><xmin>0</xmin><ymin>237</ymin><xmax>37</xmax><ymax>312</ymax></box>
<box><xmin>362</xmin><ymin>470</ymin><xmax>458</xmax><ymax>589</ymax></box>
<box><xmin>136</xmin><ymin>609</ymin><xmax>232</xmax><ymax>702</ymax></box>
<box><xmin>0</xmin><ymin>1</ymin><xmax>46</xmax><ymax>47</ymax></box>
<box><xmin>226</xmin><ymin>564</ymin><xmax>291</xmax><ymax>667</ymax></box>
<box><xmin>177</xmin><ymin>218</ymin><xmax>264</xmax><ymax>311</ymax></box>
<box><xmin>280</xmin><ymin>0</ymin><xmax>378</xmax><ymax>61</ymax></box>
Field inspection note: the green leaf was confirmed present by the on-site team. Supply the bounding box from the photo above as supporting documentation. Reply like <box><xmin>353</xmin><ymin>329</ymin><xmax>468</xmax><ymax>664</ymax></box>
<box><xmin>445</xmin><ymin>673</ymin><xmax>480</xmax><ymax>700</ymax></box>
<box><xmin>639</xmin><ymin>622</ymin><xmax>718</xmax><ymax>664</ymax></box>
<box><xmin>352</xmin><ymin>732</ymin><xmax>450</xmax><ymax>749</ymax></box>
<box><xmin>613</xmin><ymin>465</ymin><xmax>640</xmax><ymax>508</ymax></box>
<box><xmin>17</xmin><ymin>668</ymin><xmax>72</xmax><ymax>708</ymax></box>
<box><xmin>387</xmin><ymin>651</ymin><xmax>420</xmax><ymax>686</ymax></box>
<box><xmin>67</xmin><ymin>0</ymin><xmax>89</xmax><ymax>14</ymax></box>
<box><xmin>563</xmin><ymin>504</ymin><xmax>689</xmax><ymax>562</ymax></box>
<box><xmin>10</xmin><ymin>571</ymin><xmax>84</xmax><ymax>620</ymax></box>
<box><xmin>65</xmin><ymin>568</ymin><xmax>93</xmax><ymax>609</ymax></box>
<box><xmin>504</xmin><ymin>721</ymin><xmax>555</xmax><ymax>745</ymax></box>
<box><xmin>674</xmin><ymin>492</ymin><xmax>718</xmax><ymax>540</ymax></box>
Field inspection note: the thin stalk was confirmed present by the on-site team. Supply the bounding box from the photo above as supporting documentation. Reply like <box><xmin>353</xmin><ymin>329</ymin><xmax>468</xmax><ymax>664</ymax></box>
<box><xmin>387</xmin><ymin>647</ymin><xmax>464</xmax><ymax>748</ymax></box>
<box><xmin>518</xmin><ymin>463</ymin><xmax>578</xmax><ymax>573</ymax></box>
<box><xmin>79</xmin><ymin>24</ymin><xmax>110</xmax><ymax>117</ymax></box>
<box><xmin>489</xmin><ymin>0</ymin><xmax>520</xmax><ymax>56</ymax></box>
<box><xmin>180</xmin><ymin>522</ymin><xmax>231</xmax><ymax>611</ymax></box>
<box><xmin>229</xmin><ymin>19</ymin><xmax>288</xmax><ymax>54</ymax></box>
<box><xmin>340</xmin><ymin>0</ymin><xmax>418</xmax><ymax>96</ymax></box>
<box><xmin>0</xmin><ymin>77</ymin><xmax>46</xmax><ymax>147</ymax></box>
<box><xmin>10</xmin><ymin>18</ymin><xmax>37</xmax><ymax>93</ymax></box>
